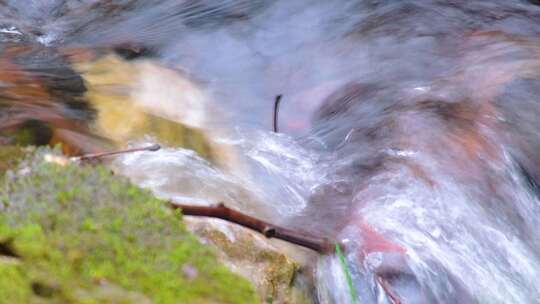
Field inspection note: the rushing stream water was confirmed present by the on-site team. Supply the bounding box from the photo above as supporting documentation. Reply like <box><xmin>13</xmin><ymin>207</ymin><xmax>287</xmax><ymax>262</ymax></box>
<box><xmin>3</xmin><ymin>1</ymin><xmax>540</xmax><ymax>303</ymax></box>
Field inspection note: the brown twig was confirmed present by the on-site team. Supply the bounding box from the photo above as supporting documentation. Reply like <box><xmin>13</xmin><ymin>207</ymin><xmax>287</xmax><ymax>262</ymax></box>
<box><xmin>73</xmin><ymin>144</ymin><xmax>161</xmax><ymax>162</ymax></box>
<box><xmin>273</xmin><ymin>94</ymin><xmax>282</xmax><ymax>133</ymax></box>
<box><xmin>376</xmin><ymin>275</ymin><xmax>402</xmax><ymax>304</ymax></box>
<box><xmin>172</xmin><ymin>203</ymin><xmax>408</xmax><ymax>303</ymax></box>
<box><xmin>170</xmin><ymin>202</ymin><xmax>333</xmax><ymax>253</ymax></box>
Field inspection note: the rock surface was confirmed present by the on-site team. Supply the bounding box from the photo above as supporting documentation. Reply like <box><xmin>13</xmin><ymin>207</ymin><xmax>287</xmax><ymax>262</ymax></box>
<box><xmin>185</xmin><ymin>217</ymin><xmax>317</xmax><ymax>304</ymax></box>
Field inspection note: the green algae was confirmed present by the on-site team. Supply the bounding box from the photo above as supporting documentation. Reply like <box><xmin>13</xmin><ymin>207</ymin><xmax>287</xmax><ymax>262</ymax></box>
<box><xmin>0</xmin><ymin>145</ymin><xmax>31</xmax><ymax>176</ymax></box>
<box><xmin>0</xmin><ymin>148</ymin><xmax>259</xmax><ymax>304</ymax></box>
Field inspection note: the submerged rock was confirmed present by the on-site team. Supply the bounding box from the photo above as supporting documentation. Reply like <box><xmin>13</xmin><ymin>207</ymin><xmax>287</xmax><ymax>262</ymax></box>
<box><xmin>0</xmin><ymin>147</ymin><xmax>259</xmax><ymax>303</ymax></box>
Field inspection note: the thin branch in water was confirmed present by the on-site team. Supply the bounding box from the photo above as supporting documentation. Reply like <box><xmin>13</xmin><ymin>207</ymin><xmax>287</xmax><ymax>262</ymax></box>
<box><xmin>170</xmin><ymin>202</ymin><xmax>333</xmax><ymax>253</ymax></box>
<box><xmin>376</xmin><ymin>275</ymin><xmax>402</xmax><ymax>304</ymax></box>
<box><xmin>73</xmin><ymin>144</ymin><xmax>161</xmax><ymax>162</ymax></box>
<box><xmin>273</xmin><ymin>94</ymin><xmax>282</xmax><ymax>133</ymax></box>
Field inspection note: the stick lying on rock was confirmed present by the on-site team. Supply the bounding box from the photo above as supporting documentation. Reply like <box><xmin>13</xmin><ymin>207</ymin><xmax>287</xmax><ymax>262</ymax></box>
<box><xmin>170</xmin><ymin>202</ymin><xmax>334</xmax><ymax>253</ymax></box>
<box><xmin>75</xmin><ymin>145</ymin><xmax>334</xmax><ymax>253</ymax></box>
<box><xmin>73</xmin><ymin>144</ymin><xmax>161</xmax><ymax>162</ymax></box>
<box><xmin>43</xmin><ymin>144</ymin><xmax>162</xmax><ymax>166</ymax></box>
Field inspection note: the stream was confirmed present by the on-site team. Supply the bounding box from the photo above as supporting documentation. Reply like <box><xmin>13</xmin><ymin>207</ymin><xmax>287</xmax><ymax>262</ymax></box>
<box><xmin>2</xmin><ymin>1</ymin><xmax>540</xmax><ymax>303</ymax></box>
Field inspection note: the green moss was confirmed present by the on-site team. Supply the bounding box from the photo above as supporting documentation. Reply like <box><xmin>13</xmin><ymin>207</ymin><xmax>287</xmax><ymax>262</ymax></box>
<box><xmin>0</xmin><ymin>145</ymin><xmax>31</xmax><ymax>176</ymax></box>
<box><xmin>0</xmin><ymin>149</ymin><xmax>259</xmax><ymax>304</ymax></box>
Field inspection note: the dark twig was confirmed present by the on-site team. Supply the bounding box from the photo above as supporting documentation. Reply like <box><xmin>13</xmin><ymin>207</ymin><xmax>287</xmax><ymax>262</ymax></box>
<box><xmin>170</xmin><ymin>202</ymin><xmax>333</xmax><ymax>253</ymax></box>
<box><xmin>273</xmin><ymin>94</ymin><xmax>282</xmax><ymax>133</ymax></box>
<box><xmin>73</xmin><ymin>144</ymin><xmax>161</xmax><ymax>162</ymax></box>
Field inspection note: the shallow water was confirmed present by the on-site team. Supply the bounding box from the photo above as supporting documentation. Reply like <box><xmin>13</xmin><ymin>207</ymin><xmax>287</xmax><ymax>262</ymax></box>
<box><xmin>3</xmin><ymin>1</ymin><xmax>540</xmax><ymax>303</ymax></box>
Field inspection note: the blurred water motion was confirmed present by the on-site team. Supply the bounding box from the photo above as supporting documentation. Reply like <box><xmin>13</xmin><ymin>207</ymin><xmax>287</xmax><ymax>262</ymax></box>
<box><xmin>2</xmin><ymin>1</ymin><xmax>540</xmax><ymax>303</ymax></box>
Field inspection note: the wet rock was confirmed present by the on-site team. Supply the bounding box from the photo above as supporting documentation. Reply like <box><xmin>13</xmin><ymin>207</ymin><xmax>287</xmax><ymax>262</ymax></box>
<box><xmin>75</xmin><ymin>54</ymin><xmax>239</xmax><ymax>167</ymax></box>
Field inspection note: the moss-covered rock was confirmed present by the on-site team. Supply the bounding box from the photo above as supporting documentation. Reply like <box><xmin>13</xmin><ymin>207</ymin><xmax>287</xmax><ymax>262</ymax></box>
<box><xmin>0</xmin><ymin>148</ymin><xmax>259</xmax><ymax>304</ymax></box>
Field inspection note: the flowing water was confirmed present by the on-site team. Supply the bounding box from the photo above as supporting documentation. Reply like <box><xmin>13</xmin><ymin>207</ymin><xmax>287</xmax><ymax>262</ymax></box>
<box><xmin>2</xmin><ymin>1</ymin><xmax>540</xmax><ymax>303</ymax></box>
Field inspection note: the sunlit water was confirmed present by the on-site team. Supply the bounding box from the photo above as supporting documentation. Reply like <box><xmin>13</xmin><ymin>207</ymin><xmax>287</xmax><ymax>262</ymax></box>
<box><xmin>3</xmin><ymin>1</ymin><xmax>540</xmax><ymax>303</ymax></box>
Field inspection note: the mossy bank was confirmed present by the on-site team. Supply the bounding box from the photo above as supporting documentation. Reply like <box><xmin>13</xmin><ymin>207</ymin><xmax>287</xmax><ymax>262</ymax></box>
<box><xmin>0</xmin><ymin>147</ymin><xmax>259</xmax><ymax>304</ymax></box>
